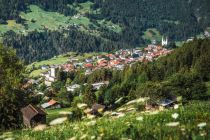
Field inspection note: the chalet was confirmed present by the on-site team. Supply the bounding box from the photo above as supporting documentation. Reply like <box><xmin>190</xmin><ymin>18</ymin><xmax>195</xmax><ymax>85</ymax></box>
<box><xmin>21</xmin><ymin>104</ymin><xmax>47</xmax><ymax>128</ymax></box>
<box><xmin>41</xmin><ymin>99</ymin><xmax>61</xmax><ymax>109</ymax></box>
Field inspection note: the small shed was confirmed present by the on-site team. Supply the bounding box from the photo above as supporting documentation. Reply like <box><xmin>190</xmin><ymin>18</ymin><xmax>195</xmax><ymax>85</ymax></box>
<box><xmin>158</xmin><ymin>99</ymin><xmax>176</xmax><ymax>108</ymax></box>
<box><xmin>91</xmin><ymin>103</ymin><xmax>106</xmax><ymax>115</ymax></box>
<box><xmin>21</xmin><ymin>104</ymin><xmax>47</xmax><ymax>128</ymax></box>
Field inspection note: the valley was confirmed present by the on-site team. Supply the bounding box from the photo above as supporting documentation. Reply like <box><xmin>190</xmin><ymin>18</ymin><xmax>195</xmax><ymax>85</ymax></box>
<box><xmin>0</xmin><ymin>1</ymin><xmax>210</xmax><ymax>139</ymax></box>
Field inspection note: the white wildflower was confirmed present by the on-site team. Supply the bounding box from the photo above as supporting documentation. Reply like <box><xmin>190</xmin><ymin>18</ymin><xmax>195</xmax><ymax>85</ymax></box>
<box><xmin>166</xmin><ymin>122</ymin><xmax>180</xmax><ymax>127</ymax></box>
<box><xmin>136</xmin><ymin>116</ymin><xmax>143</xmax><ymax>121</ymax></box>
<box><xmin>118</xmin><ymin>108</ymin><xmax>126</xmax><ymax>112</ymax></box>
<box><xmin>4</xmin><ymin>138</ymin><xmax>15</xmax><ymax>140</ymax></box>
<box><xmin>33</xmin><ymin>124</ymin><xmax>47</xmax><ymax>131</ymax></box>
<box><xmin>49</xmin><ymin>117</ymin><xmax>67</xmax><ymax>126</ymax></box>
<box><xmin>126</xmin><ymin>100</ymin><xmax>137</xmax><ymax>105</ymax></box>
<box><xmin>80</xmin><ymin>134</ymin><xmax>87</xmax><ymax>140</ymax></box>
<box><xmin>77</xmin><ymin>103</ymin><xmax>88</xmax><ymax>109</ymax></box>
<box><xmin>172</xmin><ymin>113</ymin><xmax>179</xmax><ymax>119</ymax></box>
<box><xmin>126</xmin><ymin>108</ymin><xmax>136</xmax><ymax>112</ymax></box>
<box><xmin>68</xmin><ymin>136</ymin><xmax>77</xmax><ymax>140</ymax></box>
<box><xmin>197</xmin><ymin>122</ymin><xmax>207</xmax><ymax>129</ymax></box>
<box><xmin>86</xmin><ymin>120</ymin><xmax>96</xmax><ymax>126</ymax></box>
<box><xmin>174</xmin><ymin>104</ymin><xmax>179</xmax><ymax>109</ymax></box>
<box><xmin>59</xmin><ymin>111</ymin><xmax>72</xmax><ymax>115</ymax></box>
<box><xmin>200</xmin><ymin>131</ymin><xmax>207</xmax><ymax>136</ymax></box>
<box><xmin>87</xmin><ymin>114</ymin><xmax>96</xmax><ymax>119</ymax></box>
<box><xmin>91</xmin><ymin>136</ymin><xmax>96</xmax><ymax>139</ymax></box>
<box><xmin>116</xmin><ymin>113</ymin><xmax>125</xmax><ymax>118</ymax></box>
<box><xmin>115</xmin><ymin>97</ymin><xmax>123</xmax><ymax>104</ymax></box>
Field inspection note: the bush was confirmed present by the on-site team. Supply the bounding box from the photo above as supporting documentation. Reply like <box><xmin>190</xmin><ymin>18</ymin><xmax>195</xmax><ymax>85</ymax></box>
<box><xmin>68</xmin><ymin>107</ymin><xmax>83</xmax><ymax>122</ymax></box>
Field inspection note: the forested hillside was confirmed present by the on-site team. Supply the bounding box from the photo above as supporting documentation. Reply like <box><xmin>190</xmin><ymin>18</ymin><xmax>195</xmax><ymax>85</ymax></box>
<box><xmin>50</xmin><ymin>38</ymin><xmax>210</xmax><ymax>107</ymax></box>
<box><xmin>93</xmin><ymin>0</ymin><xmax>210</xmax><ymax>43</ymax></box>
<box><xmin>0</xmin><ymin>0</ymin><xmax>210</xmax><ymax>63</ymax></box>
<box><xmin>3</xmin><ymin>29</ymin><xmax>129</xmax><ymax>63</ymax></box>
<box><xmin>0</xmin><ymin>0</ymin><xmax>90</xmax><ymax>23</ymax></box>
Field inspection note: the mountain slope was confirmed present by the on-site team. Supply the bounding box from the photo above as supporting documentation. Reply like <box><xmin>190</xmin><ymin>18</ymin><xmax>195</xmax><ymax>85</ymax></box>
<box><xmin>0</xmin><ymin>0</ymin><xmax>210</xmax><ymax>63</ymax></box>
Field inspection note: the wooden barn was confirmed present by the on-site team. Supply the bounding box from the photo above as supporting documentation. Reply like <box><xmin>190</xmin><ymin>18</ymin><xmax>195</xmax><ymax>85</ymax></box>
<box><xmin>21</xmin><ymin>104</ymin><xmax>47</xmax><ymax>128</ymax></box>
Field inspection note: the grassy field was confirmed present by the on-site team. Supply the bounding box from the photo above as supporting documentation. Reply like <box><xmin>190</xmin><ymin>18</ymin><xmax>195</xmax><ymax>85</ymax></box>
<box><xmin>1</xmin><ymin>101</ymin><xmax>209</xmax><ymax>140</ymax></box>
<box><xmin>46</xmin><ymin>108</ymin><xmax>72</xmax><ymax>123</ymax></box>
<box><xmin>0</xmin><ymin>2</ymin><xmax>122</xmax><ymax>36</ymax></box>
<box><xmin>0</xmin><ymin>20</ymin><xmax>25</xmax><ymax>35</ymax></box>
<box><xmin>143</xmin><ymin>28</ymin><xmax>162</xmax><ymax>43</ymax></box>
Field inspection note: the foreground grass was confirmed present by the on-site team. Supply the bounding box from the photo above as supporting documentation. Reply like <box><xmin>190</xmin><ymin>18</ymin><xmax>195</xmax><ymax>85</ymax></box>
<box><xmin>1</xmin><ymin>101</ymin><xmax>209</xmax><ymax>140</ymax></box>
<box><xmin>46</xmin><ymin>108</ymin><xmax>72</xmax><ymax>123</ymax></box>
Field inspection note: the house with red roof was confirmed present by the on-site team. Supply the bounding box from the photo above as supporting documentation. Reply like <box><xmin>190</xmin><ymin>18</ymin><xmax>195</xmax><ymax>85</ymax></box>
<box><xmin>41</xmin><ymin>99</ymin><xmax>61</xmax><ymax>109</ymax></box>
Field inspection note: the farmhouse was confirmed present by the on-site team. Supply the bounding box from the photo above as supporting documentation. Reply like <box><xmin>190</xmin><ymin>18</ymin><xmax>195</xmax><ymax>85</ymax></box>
<box><xmin>66</xmin><ymin>84</ymin><xmax>81</xmax><ymax>92</ymax></box>
<box><xmin>21</xmin><ymin>104</ymin><xmax>47</xmax><ymax>128</ymax></box>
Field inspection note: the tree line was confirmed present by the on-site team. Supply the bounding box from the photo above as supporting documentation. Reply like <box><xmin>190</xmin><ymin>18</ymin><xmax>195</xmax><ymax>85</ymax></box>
<box><xmin>3</xmin><ymin>29</ymin><xmax>130</xmax><ymax>64</ymax></box>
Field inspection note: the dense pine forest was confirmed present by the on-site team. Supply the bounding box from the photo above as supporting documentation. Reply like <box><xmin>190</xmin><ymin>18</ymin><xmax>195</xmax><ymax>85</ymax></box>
<box><xmin>0</xmin><ymin>0</ymin><xmax>210</xmax><ymax>63</ymax></box>
<box><xmin>3</xmin><ymin>29</ymin><xmax>129</xmax><ymax>63</ymax></box>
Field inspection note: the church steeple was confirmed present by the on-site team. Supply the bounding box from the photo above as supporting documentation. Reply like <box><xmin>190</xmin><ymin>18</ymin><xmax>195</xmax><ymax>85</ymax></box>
<box><xmin>162</xmin><ymin>36</ymin><xmax>168</xmax><ymax>46</ymax></box>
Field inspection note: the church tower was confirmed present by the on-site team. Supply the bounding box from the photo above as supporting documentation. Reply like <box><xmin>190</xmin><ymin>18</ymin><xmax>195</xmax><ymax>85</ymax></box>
<box><xmin>162</xmin><ymin>36</ymin><xmax>168</xmax><ymax>46</ymax></box>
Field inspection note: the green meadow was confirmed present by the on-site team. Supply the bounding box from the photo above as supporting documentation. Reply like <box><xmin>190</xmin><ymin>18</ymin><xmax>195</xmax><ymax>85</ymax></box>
<box><xmin>0</xmin><ymin>101</ymin><xmax>209</xmax><ymax>140</ymax></box>
<box><xmin>0</xmin><ymin>2</ymin><xmax>122</xmax><ymax>37</ymax></box>
<box><xmin>143</xmin><ymin>28</ymin><xmax>162</xmax><ymax>42</ymax></box>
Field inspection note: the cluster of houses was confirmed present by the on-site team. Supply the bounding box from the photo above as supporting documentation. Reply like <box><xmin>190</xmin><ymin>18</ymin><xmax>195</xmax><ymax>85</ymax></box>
<box><xmin>40</xmin><ymin>44</ymin><xmax>172</xmax><ymax>87</ymax></box>
<box><xmin>20</xmin><ymin>43</ymin><xmax>174</xmax><ymax>128</ymax></box>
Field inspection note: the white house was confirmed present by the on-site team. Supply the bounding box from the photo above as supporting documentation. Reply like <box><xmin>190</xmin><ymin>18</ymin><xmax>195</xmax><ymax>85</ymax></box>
<box><xmin>66</xmin><ymin>84</ymin><xmax>81</xmax><ymax>92</ymax></box>
<box><xmin>92</xmin><ymin>82</ymin><xmax>106</xmax><ymax>90</ymax></box>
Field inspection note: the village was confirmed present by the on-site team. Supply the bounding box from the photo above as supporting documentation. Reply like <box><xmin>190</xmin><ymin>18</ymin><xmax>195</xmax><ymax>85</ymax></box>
<box><xmin>18</xmin><ymin>38</ymin><xmax>180</xmax><ymax>129</ymax></box>
<box><xmin>40</xmin><ymin>37</ymin><xmax>172</xmax><ymax>87</ymax></box>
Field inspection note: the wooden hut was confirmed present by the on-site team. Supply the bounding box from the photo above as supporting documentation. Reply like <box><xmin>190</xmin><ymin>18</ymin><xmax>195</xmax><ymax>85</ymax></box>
<box><xmin>21</xmin><ymin>104</ymin><xmax>47</xmax><ymax>128</ymax></box>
